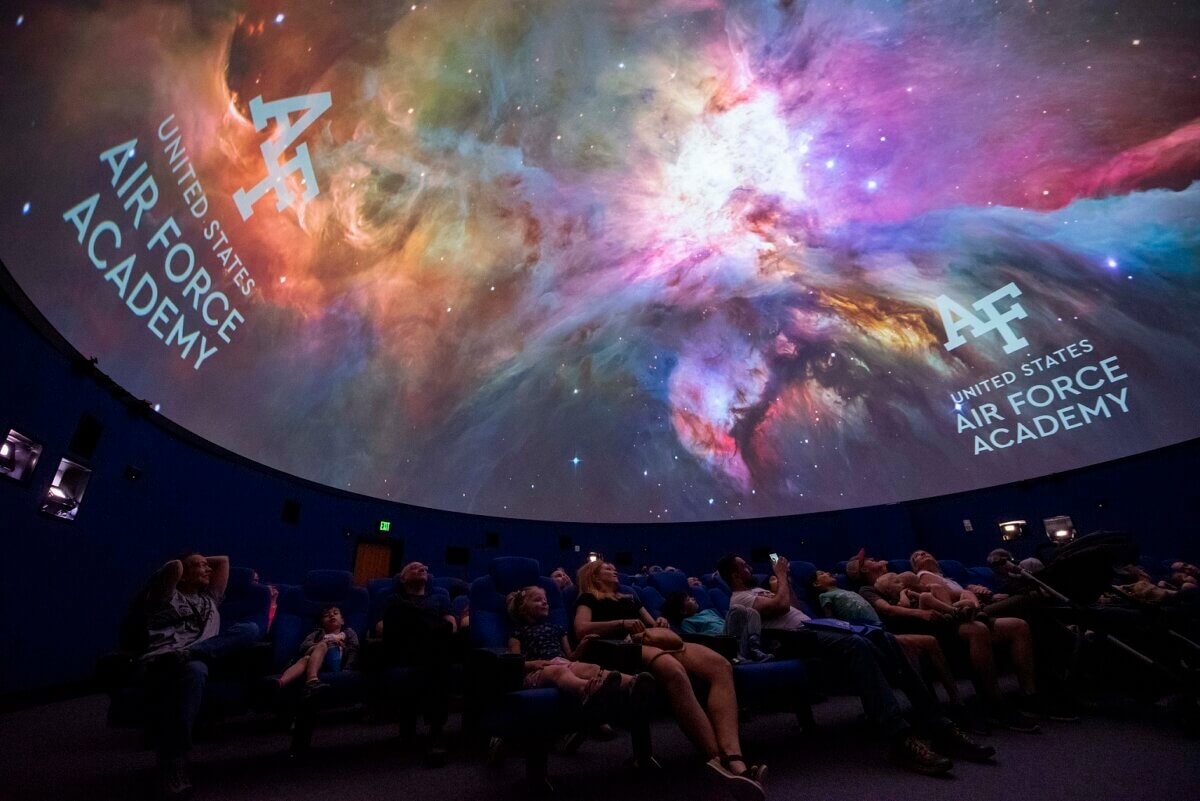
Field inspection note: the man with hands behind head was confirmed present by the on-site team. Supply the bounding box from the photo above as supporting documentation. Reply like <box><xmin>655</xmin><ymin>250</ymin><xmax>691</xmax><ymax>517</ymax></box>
<box><xmin>137</xmin><ymin>552</ymin><xmax>261</xmax><ymax>799</ymax></box>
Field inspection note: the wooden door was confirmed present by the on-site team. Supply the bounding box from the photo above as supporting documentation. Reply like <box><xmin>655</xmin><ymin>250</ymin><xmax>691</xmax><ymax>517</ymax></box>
<box><xmin>353</xmin><ymin>541</ymin><xmax>393</xmax><ymax>586</ymax></box>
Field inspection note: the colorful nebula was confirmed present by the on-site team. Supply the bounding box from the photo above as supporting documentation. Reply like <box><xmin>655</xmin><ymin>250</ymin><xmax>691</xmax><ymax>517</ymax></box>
<box><xmin>1</xmin><ymin>0</ymin><xmax>1199</xmax><ymax>521</ymax></box>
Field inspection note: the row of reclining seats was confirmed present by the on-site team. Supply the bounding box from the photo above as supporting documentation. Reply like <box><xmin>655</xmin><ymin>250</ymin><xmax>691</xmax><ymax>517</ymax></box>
<box><xmin>105</xmin><ymin>556</ymin><xmax>1029</xmax><ymax>756</ymax></box>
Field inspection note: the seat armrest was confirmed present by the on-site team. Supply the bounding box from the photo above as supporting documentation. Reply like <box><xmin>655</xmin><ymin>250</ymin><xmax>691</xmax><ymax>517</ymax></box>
<box><xmin>683</xmin><ymin>633</ymin><xmax>738</xmax><ymax>661</ymax></box>
<box><xmin>466</xmin><ymin>648</ymin><xmax>527</xmax><ymax>700</ymax></box>
<box><xmin>577</xmin><ymin>639</ymin><xmax>643</xmax><ymax>674</ymax></box>
<box><xmin>763</xmin><ymin>628</ymin><xmax>817</xmax><ymax>658</ymax></box>
<box><xmin>210</xmin><ymin>641</ymin><xmax>275</xmax><ymax>680</ymax></box>
<box><xmin>358</xmin><ymin>636</ymin><xmax>388</xmax><ymax>671</ymax></box>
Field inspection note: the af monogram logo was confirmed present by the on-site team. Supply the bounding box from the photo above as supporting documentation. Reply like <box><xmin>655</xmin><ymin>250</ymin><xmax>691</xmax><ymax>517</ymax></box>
<box><xmin>936</xmin><ymin>282</ymin><xmax>1030</xmax><ymax>355</ymax></box>
<box><xmin>233</xmin><ymin>92</ymin><xmax>333</xmax><ymax>221</ymax></box>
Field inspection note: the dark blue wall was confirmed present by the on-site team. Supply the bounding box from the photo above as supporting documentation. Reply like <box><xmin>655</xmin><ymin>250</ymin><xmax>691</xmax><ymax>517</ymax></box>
<box><xmin>1</xmin><ymin>272</ymin><xmax>1197</xmax><ymax>696</ymax></box>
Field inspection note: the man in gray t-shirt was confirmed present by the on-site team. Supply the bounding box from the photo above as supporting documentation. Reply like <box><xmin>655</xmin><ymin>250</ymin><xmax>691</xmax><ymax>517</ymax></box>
<box><xmin>138</xmin><ymin>553</ymin><xmax>260</xmax><ymax>799</ymax></box>
<box><xmin>144</xmin><ymin>586</ymin><xmax>222</xmax><ymax>659</ymax></box>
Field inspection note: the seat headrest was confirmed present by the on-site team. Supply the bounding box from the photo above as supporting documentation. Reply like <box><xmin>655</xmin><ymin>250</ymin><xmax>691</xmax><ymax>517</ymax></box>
<box><xmin>304</xmin><ymin>570</ymin><xmax>353</xmax><ymax>601</ymax></box>
<box><xmin>226</xmin><ymin>566</ymin><xmax>255</xmax><ymax>592</ymax></box>
<box><xmin>789</xmin><ymin>560</ymin><xmax>818</xmax><ymax>587</ymax></box>
<box><xmin>649</xmin><ymin>570</ymin><xmax>689</xmax><ymax>597</ymax></box>
<box><xmin>489</xmin><ymin>557</ymin><xmax>541</xmax><ymax>593</ymax></box>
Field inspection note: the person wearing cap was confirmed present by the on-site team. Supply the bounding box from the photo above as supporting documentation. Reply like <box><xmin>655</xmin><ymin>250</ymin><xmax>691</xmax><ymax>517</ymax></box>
<box><xmin>716</xmin><ymin>553</ymin><xmax>993</xmax><ymax>775</ymax></box>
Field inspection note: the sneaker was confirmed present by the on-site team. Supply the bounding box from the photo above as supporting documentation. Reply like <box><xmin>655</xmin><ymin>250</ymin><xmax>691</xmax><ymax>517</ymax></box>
<box><xmin>302</xmin><ymin>680</ymin><xmax>330</xmax><ymax>699</ymax></box>
<box><xmin>888</xmin><ymin>733</ymin><xmax>953</xmax><ymax>776</ymax></box>
<box><xmin>156</xmin><ymin>757</ymin><xmax>194</xmax><ymax>801</ymax></box>
<box><xmin>931</xmin><ymin>721</ymin><xmax>996</xmax><ymax>763</ymax></box>
<box><xmin>1021</xmin><ymin>694</ymin><xmax>1080</xmax><ymax>722</ymax></box>
<box><xmin>706</xmin><ymin>756</ymin><xmax>765</xmax><ymax>801</ymax></box>
<box><xmin>990</xmin><ymin>704</ymin><xmax>1041</xmax><ymax>733</ymax></box>
<box><xmin>745</xmin><ymin>646</ymin><xmax>774</xmax><ymax>663</ymax></box>
<box><xmin>1045</xmin><ymin>700</ymin><xmax>1080</xmax><ymax>722</ymax></box>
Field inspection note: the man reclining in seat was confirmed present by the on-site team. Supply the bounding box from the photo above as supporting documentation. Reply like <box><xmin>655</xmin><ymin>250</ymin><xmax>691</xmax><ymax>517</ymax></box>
<box><xmin>378</xmin><ymin>561</ymin><xmax>458</xmax><ymax>766</ymax></box>
<box><xmin>716</xmin><ymin>553</ymin><xmax>993</xmax><ymax>775</ymax></box>
<box><xmin>848</xmin><ymin>549</ymin><xmax>1046</xmax><ymax>730</ymax></box>
<box><xmin>128</xmin><ymin>552</ymin><xmax>261</xmax><ymax>800</ymax></box>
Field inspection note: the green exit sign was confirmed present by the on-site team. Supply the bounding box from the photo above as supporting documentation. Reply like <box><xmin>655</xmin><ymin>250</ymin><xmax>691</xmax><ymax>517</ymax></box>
<box><xmin>379</xmin><ymin>520</ymin><xmax>391</xmax><ymax>532</ymax></box>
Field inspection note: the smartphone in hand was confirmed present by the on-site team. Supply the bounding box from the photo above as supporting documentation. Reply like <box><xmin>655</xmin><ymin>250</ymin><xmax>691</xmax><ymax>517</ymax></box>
<box><xmin>769</xmin><ymin>553</ymin><xmax>779</xmax><ymax>565</ymax></box>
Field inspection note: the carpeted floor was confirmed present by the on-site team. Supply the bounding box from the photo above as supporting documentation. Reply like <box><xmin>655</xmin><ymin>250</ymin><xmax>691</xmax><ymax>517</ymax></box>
<box><xmin>2</xmin><ymin>688</ymin><xmax>1196</xmax><ymax>801</ymax></box>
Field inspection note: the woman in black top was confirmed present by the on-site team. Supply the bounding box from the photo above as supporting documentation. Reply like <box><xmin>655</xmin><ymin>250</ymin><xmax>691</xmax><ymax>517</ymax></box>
<box><xmin>574</xmin><ymin>561</ymin><xmax>765</xmax><ymax>801</ymax></box>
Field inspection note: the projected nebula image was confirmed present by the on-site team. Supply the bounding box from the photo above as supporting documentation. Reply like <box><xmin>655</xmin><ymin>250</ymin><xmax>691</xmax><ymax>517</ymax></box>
<box><xmin>1</xmin><ymin>1</ymin><xmax>1199</xmax><ymax>521</ymax></box>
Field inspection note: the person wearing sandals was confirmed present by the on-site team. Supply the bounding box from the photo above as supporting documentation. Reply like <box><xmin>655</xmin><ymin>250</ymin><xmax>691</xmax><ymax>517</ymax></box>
<box><xmin>574</xmin><ymin>561</ymin><xmax>766</xmax><ymax>801</ymax></box>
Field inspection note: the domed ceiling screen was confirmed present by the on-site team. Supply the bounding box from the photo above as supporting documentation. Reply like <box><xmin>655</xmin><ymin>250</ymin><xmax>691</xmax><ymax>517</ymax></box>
<box><xmin>2</xmin><ymin>1</ymin><xmax>1198</xmax><ymax>522</ymax></box>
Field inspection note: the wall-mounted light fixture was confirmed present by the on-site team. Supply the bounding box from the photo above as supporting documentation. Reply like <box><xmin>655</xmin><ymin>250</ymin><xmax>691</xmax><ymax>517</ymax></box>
<box><xmin>1043</xmin><ymin>515</ymin><xmax>1076</xmax><ymax>543</ymax></box>
<box><xmin>0</xmin><ymin>429</ymin><xmax>43</xmax><ymax>482</ymax></box>
<box><xmin>41</xmin><ymin>458</ymin><xmax>91</xmax><ymax>521</ymax></box>
<box><xmin>998</xmin><ymin>520</ymin><xmax>1027</xmax><ymax>541</ymax></box>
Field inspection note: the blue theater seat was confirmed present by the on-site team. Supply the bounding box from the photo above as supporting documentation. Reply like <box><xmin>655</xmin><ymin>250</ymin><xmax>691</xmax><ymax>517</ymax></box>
<box><xmin>103</xmin><ymin>564</ymin><xmax>272</xmax><ymax>730</ymax></box>
<box><xmin>937</xmin><ymin>559</ymin><xmax>971</xmax><ymax>586</ymax></box>
<box><xmin>968</xmin><ymin>566</ymin><xmax>1002</xmax><ymax>592</ymax></box>
<box><xmin>709</xmin><ymin>587</ymin><xmax>731</xmax><ymax>616</ymax></box>
<box><xmin>635</xmin><ymin>584</ymin><xmax>667</xmax><ymax>618</ymax></box>
<box><xmin>265</xmin><ymin>570</ymin><xmax>370</xmax><ymax>750</ymax></box>
<box><xmin>888</xmin><ymin>559</ymin><xmax>912</xmax><ymax>575</ymax></box>
<box><xmin>431</xmin><ymin>576</ymin><xmax>471</xmax><ymax>599</ymax></box>
<box><xmin>787</xmin><ymin>561</ymin><xmax>819</xmax><ymax>616</ymax></box>
<box><xmin>648</xmin><ymin>570</ymin><xmax>714</xmax><ymax>612</ymax></box>
<box><xmin>219</xmin><ymin>567</ymin><xmax>272</xmax><ymax>637</ymax></box>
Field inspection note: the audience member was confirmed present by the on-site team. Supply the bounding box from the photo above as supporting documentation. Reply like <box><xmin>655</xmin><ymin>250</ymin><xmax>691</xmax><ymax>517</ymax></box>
<box><xmin>550</xmin><ymin>566</ymin><xmax>575</xmax><ymax>593</ymax></box>
<box><xmin>810</xmin><ymin>571</ymin><xmax>961</xmax><ymax>706</ymax></box>
<box><xmin>660</xmin><ymin>591</ymin><xmax>772</xmax><ymax>662</ymax></box>
<box><xmin>718</xmin><ymin>554</ymin><xmax>993</xmax><ymax>775</ymax></box>
<box><xmin>128</xmin><ymin>553</ymin><xmax>260</xmax><ymax>799</ymax></box>
<box><xmin>380</xmin><ymin>562</ymin><xmax>457</xmax><ymax>766</ymax></box>
<box><xmin>574</xmin><ymin>561</ymin><xmax>766</xmax><ymax>800</ymax></box>
<box><xmin>275</xmin><ymin>606</ymin><xmax>359</xmax><ymax>696</ymax></box>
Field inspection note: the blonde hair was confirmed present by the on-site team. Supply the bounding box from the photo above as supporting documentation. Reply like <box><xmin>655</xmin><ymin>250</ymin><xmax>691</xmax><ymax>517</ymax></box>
<box><xmin>576</xmin><ymin>561</ymin><xmax>625</xmax><ymax>601</ymax></box>
<box><xmin>506</xmin><ymin>586</ymin><xmax>545</xmax><ymax>624</ymax></box>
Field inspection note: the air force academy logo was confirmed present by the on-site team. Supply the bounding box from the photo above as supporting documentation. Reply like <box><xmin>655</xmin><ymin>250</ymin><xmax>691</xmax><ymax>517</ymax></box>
<box><xmin>936</xmin><ymin>282</ymin><xmax>1030</xmax><ymax>355</ymax></box>
<box><xmin>233</xmin><ymin>92</ymin><xmax>333</xmax><ymax>221</ymax></box>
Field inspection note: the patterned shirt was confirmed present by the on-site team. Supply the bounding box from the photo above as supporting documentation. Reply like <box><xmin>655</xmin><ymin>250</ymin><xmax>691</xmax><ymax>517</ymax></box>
<box><xmin>512</xmin><ymin>622</ymin><xmax>567</xmax><ymax>660</ymax></box>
